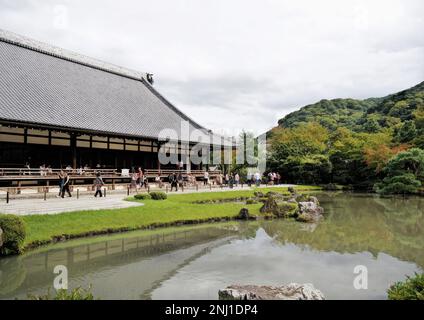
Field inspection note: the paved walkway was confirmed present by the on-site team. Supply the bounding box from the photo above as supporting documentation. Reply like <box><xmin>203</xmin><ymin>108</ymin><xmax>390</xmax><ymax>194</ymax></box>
<box><xmin>0</xmin><ymin>194</ymin><xmax>144</xmax><ymax>216</ymax></box>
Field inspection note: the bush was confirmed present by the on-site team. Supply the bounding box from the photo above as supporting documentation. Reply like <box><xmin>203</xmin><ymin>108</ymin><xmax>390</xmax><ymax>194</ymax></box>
<box><xmin>134</xmin><ymin>193</ymin><xmax>151</xmax><ymax>200</ymax></box>
<box><xmin>375</xmin><ymin>173</ymin><xmax>421</xmax><ymax>195</ymax></box>
<box><xmin>388</xmin><ymin>273</ymin><xmax>424</xmax><ymax>300</ymax></box>
<box><xmin>29</xmin><ymin>286</ymin><xmax>95</xmax><ymax>300</ymax></box>
<box><xmin>149</xmin><ymin>192</ymin><xmax>167</xmax><ymax>200</ymax></box>
<box><xmin>322</xmin><ymin>183</ymin><xmax>342</xmax><ymax>191</ymax></box>
<box><xmin>0</xmin><ymin>215</ymin><xmax>26</xmax><ymax>256</ymax></box>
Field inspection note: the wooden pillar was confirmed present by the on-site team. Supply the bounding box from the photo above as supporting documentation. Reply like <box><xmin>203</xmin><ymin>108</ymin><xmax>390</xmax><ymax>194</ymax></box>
<box><xmin>70</xmin><ymin>133</ymin><xmax>77</xmax><ymax>169</ymax></box>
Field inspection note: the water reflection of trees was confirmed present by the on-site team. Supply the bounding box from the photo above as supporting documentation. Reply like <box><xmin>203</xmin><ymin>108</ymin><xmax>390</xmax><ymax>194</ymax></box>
<box><xmin>0</xmin><ymin>257</ymin><xmax>26</xmax><ymax>296</ymax></box>
<box><xmin>260</xmin><ymin>194</ymin><xmax>424</xmax><ymax>268</ymax></box>
<box><xmin>0</xmin><ymin>225</ymin><xmax>237</xmax><ymax>299</ymax></box>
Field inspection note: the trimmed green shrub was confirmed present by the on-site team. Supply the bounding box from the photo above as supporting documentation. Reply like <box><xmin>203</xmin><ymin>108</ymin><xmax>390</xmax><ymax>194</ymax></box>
<box><xmin>134</xmin><ymin>193</ymin><xmax>151</xmax><ymax>200</ymax></box>
<box><xmin>149</xmin><ymin>192</ymin><xmax>167</xmax><ymax>200</ymax></box>
<box><xmin>388</xmin><ymin>273</ymin><xmax>424</xmax><ymax>300</ymax></box>
<box><xmin>0</xmin><ymin>214</ymin><xmax>26</xmax><ymax>256</ymax></box>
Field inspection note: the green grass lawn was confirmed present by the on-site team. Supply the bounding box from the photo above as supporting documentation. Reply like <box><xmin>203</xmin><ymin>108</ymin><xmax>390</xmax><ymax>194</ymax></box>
<box><xmin>21</xmin><ymin>186</ymin><xmax>320</xmax><ymax>249</ymax></box>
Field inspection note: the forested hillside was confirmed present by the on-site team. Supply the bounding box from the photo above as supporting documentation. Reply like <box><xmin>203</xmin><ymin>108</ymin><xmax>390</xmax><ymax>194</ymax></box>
<box><xmin>268</xmin><ymin>81</ymin><xmax>424</xmax><ymax>193</ymax></box>
<box><xmin>277</xmin><ymin>81</ymin><xmax>424</xmax><ymax>134</ymax></box>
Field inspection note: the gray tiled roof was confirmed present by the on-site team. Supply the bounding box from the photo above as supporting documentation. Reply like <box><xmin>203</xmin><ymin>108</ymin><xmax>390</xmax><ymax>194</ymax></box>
<box><xmin>0</xmin><ymin>29</ymin><xmax>209</xmax><ymax>141</ymax></box>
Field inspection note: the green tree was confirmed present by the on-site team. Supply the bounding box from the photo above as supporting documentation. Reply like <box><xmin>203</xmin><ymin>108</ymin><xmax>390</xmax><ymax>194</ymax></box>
<box><xmin>375</xmin><ymin>148</ymin><xmax>424</xmax><ymax>194</ymax></box>
<box><xmin>374</xmin><ymin>174</ymin><xmax>421</xmax><ymax>195</ymax></box>
<box><xmin>363</xmin><ymin>114</ymin><xmax>382</xmax><ymax>133</ymax></box>
<box><xmin>383</xmin><ymin>148</ymin><xmax>424</xmax><ymax>178</ymax></box>
<box><xmin>394</xmin><ymin>120</ymin><xmax>417</xmax><ymax>143</ymax></box>
<box><xmin>413</xmin><ymin>105</ymin><xmax>424</xmax><ymax>129</ymax></box>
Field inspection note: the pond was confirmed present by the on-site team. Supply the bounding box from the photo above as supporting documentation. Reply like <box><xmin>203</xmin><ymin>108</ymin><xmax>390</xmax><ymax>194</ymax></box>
<box><xmin>1</xmin><ymin>192</ymin><xmax>423</xmax><ymax>300</ymax></box>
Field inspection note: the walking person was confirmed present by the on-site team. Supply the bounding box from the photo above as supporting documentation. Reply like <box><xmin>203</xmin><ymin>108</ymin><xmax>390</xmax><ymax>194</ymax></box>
<box><xmin>94</xmin><ymin>172</ymin><xmax>104</xmax><ymax>197</ymax></box>
<box><xmin>130</xmin><ymin>170</ymin><xmax>138</xmax><ymax>190</ymax></box>
<box><xmin>155</xmin><ymin>173</ymin><xmax>163</xmax><ymax>188</ymax></box>
<box><xmin>177</xmin><ymin>172</ymin><xmax>184</xmax><ymax>189</ymax></box>
<box><xmin>137</xmin><ymin>167</ymin><xmax>144</xmax><ymax>190</ymax></box>
<box><xmin>229</xmin><ymin>173</ymin><xmax>234</xmax><ymax>189</ymax></box>
<box><xmin>268</xmin><ymin>172</ymin><xmax>274</xmax><ymax>185</ymax></box>
<box><xmin>169</xmin><ymin>172</ymin><xmax>178</xmax><ymax>192</ymax></box>
<box><xmin>254</xmin><ymin>172</ymin><xmax>261</xmax><ymax>187</ymax></box>
<box><xmin>203</xmin><ymin>171</ymin><xmax>209</xmax><ymax>186</ymax></box>
<box><xmin>56</xmin><ymin>169</ymin><xmax>65</xmax><ymax>198</ymax></box>
<box><xmin>61</xmin><ymin>172</ymin><xmax>72</xmax><ymax>198</ymax></box>
<box><xmin>234</xmin><ymin>173</ymin><xmax>240</xmax><ymax>187</ymax></box>
<box><xmin>276</xmin><ymin>173</ymin><xmax>281</xmax><ymax>185</ymax></box>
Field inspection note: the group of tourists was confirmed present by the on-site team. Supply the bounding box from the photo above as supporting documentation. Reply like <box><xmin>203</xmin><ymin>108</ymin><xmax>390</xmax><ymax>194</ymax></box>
<box><xmin>36</xmin><ymin>162</ymin><xmax>283</xmax><ymax>197</ymax></box>
<box><xmin>56</xmin><ymin>169</ymin><xmax>105</xmax><ymax>198</ymax></box>
<box><xmin>213</xmin><ymin>172</ymin><xmax>241</xmax><ymax>187</ymax></box>
<box><xmin>267</xmin><ymin>172</ymin><xmax>281</xmax><ymax>185</ymax></box>
<box><xmin>130</xmin><ymin>167</ymin><xmax>149</xmax><ymax>191</ymax></box>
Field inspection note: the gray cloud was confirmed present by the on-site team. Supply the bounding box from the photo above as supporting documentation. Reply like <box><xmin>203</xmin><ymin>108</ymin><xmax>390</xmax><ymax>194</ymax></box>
<box><xmin>1</xmin><ymin>0</ymin><xmax>423</xmax><ymax>134</ymax></box>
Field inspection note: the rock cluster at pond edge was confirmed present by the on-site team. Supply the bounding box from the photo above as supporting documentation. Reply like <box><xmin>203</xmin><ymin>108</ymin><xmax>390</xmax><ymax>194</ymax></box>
<box><xmin>259</xmin><ymin>191</ymin><xmax>324</xmax><ymax>222</ymax></box>
<box><xmin>219</xmin><ymin>283</ymin><xmax>325</xmax><ymax>300</ymax></box>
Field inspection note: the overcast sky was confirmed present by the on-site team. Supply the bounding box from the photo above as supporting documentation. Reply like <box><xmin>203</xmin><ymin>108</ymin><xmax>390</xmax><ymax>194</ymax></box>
<box><xmin>1</xmin><ymin>0</ymin><xmax>423</xmax><ymax>135</ymax></box>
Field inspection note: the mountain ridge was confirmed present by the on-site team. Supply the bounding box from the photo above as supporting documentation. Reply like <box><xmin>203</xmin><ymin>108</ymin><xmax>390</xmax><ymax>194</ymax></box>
<box><xmin>273</xmin><ymin>81</ymin><xmax>424</xmax><ymax>133</ymax></box>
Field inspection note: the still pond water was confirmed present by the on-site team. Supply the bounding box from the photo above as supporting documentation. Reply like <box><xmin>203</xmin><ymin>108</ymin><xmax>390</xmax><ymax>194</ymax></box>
<box><xmin>1</xmin><ymin>193</ymin><xmax>423</xmax><ymax>300</ymax></box>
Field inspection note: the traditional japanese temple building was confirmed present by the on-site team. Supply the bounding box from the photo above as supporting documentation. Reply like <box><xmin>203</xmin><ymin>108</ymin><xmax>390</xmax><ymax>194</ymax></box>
<box><xmin>0</xmin><ymin>29</ymin><xmax>227</xmax><ymax>174</ymax></box>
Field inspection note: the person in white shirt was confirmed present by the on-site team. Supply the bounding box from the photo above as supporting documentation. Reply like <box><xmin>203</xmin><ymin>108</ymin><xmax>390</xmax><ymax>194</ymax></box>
<box><xmin>203</xmin><ymin>171</ymin><xmax>209</xmax><ymax>186</ymax></box>
<box><xmin>234</xmin><ymin>173</ymin><xmax>240</xmax><ymax>186</ymax></box>
<box><xmin>254</xmin><ymin>172</ymin><xmax>261</xmax><ymax>186</ymax></box>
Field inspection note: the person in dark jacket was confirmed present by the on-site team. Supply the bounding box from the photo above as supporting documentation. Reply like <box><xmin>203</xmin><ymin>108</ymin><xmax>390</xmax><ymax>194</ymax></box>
<box><xmin>169</xmin><ymin>172</ymin><xmax>178</xmax><ymax>192</ymax></box>
<box><xmin>61</xmin><ymin>172</ymin><xmax>72</xmax><ymax>198</ymax></box>
<box><xmin>177</xmin><ymin>172</ymin><xmax>184</xmax><ymax>188</ymax></box>
<box><xmin>94</xmin><ymin>172</ymin><xmax>105</xmax><ymax>197</ymax></box>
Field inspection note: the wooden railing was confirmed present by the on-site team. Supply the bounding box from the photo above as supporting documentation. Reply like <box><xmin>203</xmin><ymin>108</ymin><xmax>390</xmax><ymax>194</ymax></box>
<box><xmin>0</xmin><ymin>168</ymin><xmax>222</xmax><ymax>179</ymax></box>
<box><xmin>0</xmin><ymin>167</ymin><xmax>118</xmax><ymax>177</ymax></box>
<box><xmin>144</xmin><ymin>169</ymin><xmax>221</xmax><ymax>178</ymax></box>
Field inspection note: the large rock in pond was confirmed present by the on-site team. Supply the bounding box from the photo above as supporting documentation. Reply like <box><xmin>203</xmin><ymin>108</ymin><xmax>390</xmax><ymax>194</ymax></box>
<box><xmin>219</xmin><ymin>283</ymin><xmax>325</xmax><ymax>300</ymax></box>
<box><xmin>296</xmin><ymin>201</ymin><xmax>324</xmax><ymax>223</ymax></box>
<box><xmin>298</xmin><ymin>201</ymin><xmax>323</xmax><ymax>215</ymax></box>
<box><xmin>260</xmin><ymin>196</ymin><xmax>298</xmax><ymax>218</ymax></box>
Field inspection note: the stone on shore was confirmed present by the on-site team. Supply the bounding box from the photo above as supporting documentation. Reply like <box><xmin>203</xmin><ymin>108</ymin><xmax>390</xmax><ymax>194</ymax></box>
<box><xmin>237</xmin><ymin>208</ymin><xmax>250</xmax><ymax>220</ymax></box>
<box><xmin>219</xmin><ymin>283</ymin><xmax>325</xmax><ymax>300</ymax></box>
<box><xmin>0</xmin><ymin>227</ymin><xmax>3</xmax><ymax>248</ymax></box>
